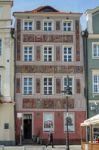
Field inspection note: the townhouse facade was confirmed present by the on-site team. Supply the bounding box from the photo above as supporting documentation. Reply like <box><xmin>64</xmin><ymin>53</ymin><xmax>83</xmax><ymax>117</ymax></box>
<box><xmin>14</xmin><ymin>6</ymin><xmax>86</xmax><ymax>144</ymax></box>
<box><xmin>82</xmin><ymin>7</ymin><xmax>99</xmax><ymax>118</ymax></box>
<box><xmin>0</xmin><ymin>0</ymin><xmax>15</xmax><ymax>145</ymax></box>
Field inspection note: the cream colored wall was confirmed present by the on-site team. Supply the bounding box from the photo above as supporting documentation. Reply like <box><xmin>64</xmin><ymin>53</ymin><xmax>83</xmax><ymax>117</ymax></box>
<box><xmin>0</xmin><ymin>0</ymin><xmax>15</xmax><ymax>144</ymax></box>
<box><xmin>0</xmin><ymin>104</ymin><xmax>15</xmax><ymax>141</ymax></box>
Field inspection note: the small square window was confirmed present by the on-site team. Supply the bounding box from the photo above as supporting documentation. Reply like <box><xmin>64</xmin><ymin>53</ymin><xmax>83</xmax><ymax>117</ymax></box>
<box><xmin>4</xmin><ymin>123</ymin><xmax>9</xmax><ymax>129</ymax></box>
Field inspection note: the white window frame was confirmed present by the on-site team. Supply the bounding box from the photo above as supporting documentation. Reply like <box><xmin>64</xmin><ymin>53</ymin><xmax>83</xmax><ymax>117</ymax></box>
<box><xmin>43</xmin><ymin>76</ymin><xmax>54</xmax><ymax>95</ymax></box>
<box><xmin>64</xmin><ymin>112</ymin><xmax>75</xmax><ymax>132</ymax></box>
<box><xmin>93</xmin><ymin>74</ymin><xmax>99</xmax><ymax>94</ymax></box>
<box><xmin>22</xmin><ymin>76</ymin><xmax>34</xmax><ymax>95</ymax></box>
<box><xmin>23</xmin><ymin>45</ymin><xmax>34</xmax><ymax>62</ymax></box>
<box><xmin>43</xmin><ymin>112</ymin><xmax>54</xmax><ymax>132</ymax></box>
<box><xmin>62</xmin><ymin>20</ymin><xmax>73</xmax><ymax>31</ymax></box>
<box><xmin>63</xmin><ymin>76</ymin><xmax>74</xmax><ymax>95</ymax></box>
<box><xmin>62</xmin><ymin>45</ymin><xmax>73</xmax><ymax>62</ymax></box>
<box><xmin>43</xmin><ymin>45</ymin><xmax>54</xmax><ymax>62</ymax></box>
<box><xmin>23</xmin><ymin>19</ymin><xmax>34</xmax><ymax>31</ymax></box>
<box><xmin>0</xmin><ymin>39</ymin><xmax>2</xmax><ymax>56</ymax></box>
<box><xmin>43</xmin><ymin>19</ymin><xmax>54</xmax><ymax>31</ymax></box>
<box><xmin>92</xmin><ymin>42</ymin><xmax>99</xmax><ymax>59</ymax></box>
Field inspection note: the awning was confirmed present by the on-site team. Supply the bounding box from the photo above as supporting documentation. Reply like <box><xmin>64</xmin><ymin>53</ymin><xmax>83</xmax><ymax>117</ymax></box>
<box><xmin>81</xmin><ymin>114</ymin><xmax>99</xmax><ymax>126</ymax></box>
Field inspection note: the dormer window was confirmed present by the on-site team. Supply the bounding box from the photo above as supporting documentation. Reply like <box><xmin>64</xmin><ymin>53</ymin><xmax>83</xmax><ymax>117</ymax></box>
<box><xmin>43</xmin><ymin>20</ymin><xmax>53</xmax><ymax>31</ymax></box>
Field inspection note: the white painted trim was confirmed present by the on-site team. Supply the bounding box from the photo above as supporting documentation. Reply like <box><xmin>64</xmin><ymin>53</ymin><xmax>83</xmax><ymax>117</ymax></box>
<box><xmin>22</xmin><ymin>75</ymin><xmax>34</xmax><ymax>95</ymax></box>
<box><xmin>43</xmin><ymin>19</ymin><xmax>54</xmax><ymax>31</ymax></box>
<box><xmin>22</xmin><ymin>44</ymin><xmax>34</xmax><ymax>61</ymax></box>
<box><xmin>62</xmin><ymin>75</ymin><xmax>74</xmax><ymax>95</ymax></box>
<box><xmin>43</xmin><ymin>112</ymin><xmax>54</xmax><ymax>132</ymax></box>
<box><xmin>62</xmin><ymin>45</ymin><xmax>74</xmax><ymax>62</ymax></box>
<box><xmin>42</xmin><ymin>45</ymin><xmax>54</xmax><ymax>62</ymax></box>
<box><xmin>23</xmin><ymin>19</ymin><xmax>34</xmax><ymax>31</ymax></box>
<box><xmin>88</xmin><ymin>34</ymin><xmax>99</xmax><ymax>39</ymax></box>
<box><xmin>42</xmin><ymin>76</ymin><xmax>54</xmax><ymax>95</ymax></box>
<box><xmin>62</xmin><ymin>19</ymin><xmax>73</xmax><ymax>31</ymax></box>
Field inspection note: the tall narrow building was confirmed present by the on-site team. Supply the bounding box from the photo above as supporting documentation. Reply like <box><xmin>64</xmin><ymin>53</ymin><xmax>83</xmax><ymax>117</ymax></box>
<box><xmin>82</xmin><ymin>7</ymin><xmax>99</xmax><ymax>118</ymax></box>
<box><xmin>14</xmin><ymin>6</ymin><xmax>86</xmax><ymax>144</ymax></box>
<box><xmin>0</xmin><ymin>0</ymin><xmax>15</xmax><ymax>145</ymax></box>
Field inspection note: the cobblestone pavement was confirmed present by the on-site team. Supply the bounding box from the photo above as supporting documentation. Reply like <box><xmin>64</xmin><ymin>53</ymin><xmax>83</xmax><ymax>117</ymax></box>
<box><xmin>45</xmin><ymin>145</ymin><xmax>81</xmax><ymax>150</ymax></box>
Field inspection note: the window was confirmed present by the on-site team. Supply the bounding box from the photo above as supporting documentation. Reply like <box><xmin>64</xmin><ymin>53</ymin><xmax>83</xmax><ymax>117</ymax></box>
<box><xmin>23</xmin><ymin>77</ymin><xmax>33</xmax><ymax>95</ymax></box>
<box><xmin>63</xmin><ymin>21</ymin><xmax>72</xmax><ymax>31</ymax></box>
<box><xmin>43</xmin><ymin>20</ymin><xmax>53</xmax><ymax>31</ymax></box>
<box><xmin>64</xmin><ymin>112</ymin><xmax>75</xmax><ymax>132</ymax></box>
<box><xmin>23</xmin><ymin>46</ymin><xmax>33</xmax><ymax>61</ymax></box>
<box><xmin>43</xmin><ymin>46</ymin><xmax>53</xmax><ymax>62</ymax></box>
<box><xmin>24</xmin><ymin>21</ymin><xmax>33</xmax><ymax>30</ymax></box>
<box><xmin>43</xmin><ymin>113</ymin><xmax>54</xmax><ymax>132</ymax></box>
<box><xmin>63</xmin><ymin>46</ymin><xmax>73</xmax><ymax>62</ymax></box>
<box><xmin>0</xmin><ymin>75</ymin><xmax>1</xmax><ymax>95</ymax></box>
<box><xmin>63</xmin><ymin>77</ymin><xmax>73</xmax><ymax>94</ymax></box>
<box><xmin>0</xmin><ymin>39</ymin><xmax>2</xmax><ymax>55</ymax></box>
<box><xmin>93</xmin><ymin>75</ymin><xmax>99</xmax><ymax>93</ymax></box>
<box><xmin>44</xmin><ymin>77</ymin><xmax>53</xmax><ymax>95</ymax></box>
<box><xmin>92</xmin><ymin>43</ymin><xmax>99</xmax><ymax>58</ymax></box>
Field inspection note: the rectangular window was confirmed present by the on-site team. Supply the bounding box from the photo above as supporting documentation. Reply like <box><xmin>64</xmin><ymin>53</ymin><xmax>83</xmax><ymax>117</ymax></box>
<box><xmin>0</xmin><ymin>39</ymin><xmax>2</xmax><ymax>55</ymax></box>
<box><xmin>63</xmin><ymin>46</ymin><xmax>72</xmax><ymax>62</ymax></box>
<box><xmin>64</xmin><ymin>112</ymin><xmax>75</xmax><ymax>132</ymax></box>
<box><xmin>63</xmin><ymin>21</ymin><xmax>72</xmax><ymax>31</ymax></box>
<box><xmin>0</xmin><ymin>75</ymin><xmax>1</xmax><ymax>95</ymax></box>
<box><xmin>43</xmin><ymin>46</ymin><xmax>53</xmax><ymax>62</ymax></box>
<box><xmin>92</xmin><ymin>43</ymin><xmax>99</xmax><ymax>58</ymax></box>
<box><xmin>64</xmin><ymin>77</ymin><xmax>73</xmax><ymax>94</ymax></box>
<box><xmin>43</xmin><ymin>21</ymin><xmax>53</xmax><ymax>31</ymax></box>
<box><xmin>43</xmin><ymin>113</ymin><xmax>54</xmax><ymax>132</ymax></box>
<box><xmin>44</xmin><ymin>77</ymin><xmax>53</xmax><ymax>95</ymax></box>
<box><xmin>23</xmin><ymin>77</ymin><xmax>33</xmax><ymax>95</ymax></box>
<box><xmin>93</xmin><ymin>75</ymin><xmax>99</xmax><ymax>93</ymax></box>
<box><xmin>24</xmin><ymin>21</ymin><xmax>33</xmax><ymax>31</ymax></box>
<box><xmin>23</xmin><ymin>46</ymin><xmax>33</xmax><ymax>61</ymax></box>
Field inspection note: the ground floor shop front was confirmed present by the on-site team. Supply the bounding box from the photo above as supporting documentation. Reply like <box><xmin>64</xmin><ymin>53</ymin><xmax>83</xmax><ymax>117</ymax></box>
<box><xmin>16</xmin><ymin>110</ymin><xmax>86</xmax><ymax>145</ymax></box>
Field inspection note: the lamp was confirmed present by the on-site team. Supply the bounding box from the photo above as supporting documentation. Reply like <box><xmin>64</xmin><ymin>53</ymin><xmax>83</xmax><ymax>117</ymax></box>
<box><xmin>61</xmin><ymin>75</ymin><xmax>72</xmax><ymax>150</ymax></box>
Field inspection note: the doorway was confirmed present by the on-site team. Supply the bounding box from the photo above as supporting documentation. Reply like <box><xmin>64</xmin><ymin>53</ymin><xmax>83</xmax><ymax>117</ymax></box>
<box><xmin>23</xmin><ymin>114</ymin><xmax>32</xmax><ymax>139</ymax></box>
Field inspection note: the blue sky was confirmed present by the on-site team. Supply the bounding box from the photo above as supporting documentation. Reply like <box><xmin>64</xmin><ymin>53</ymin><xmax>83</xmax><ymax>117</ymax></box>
<box><xmin>12</xmin><ymin>0</ymin><xmax>99</xmax><ymax>29</ymax></box>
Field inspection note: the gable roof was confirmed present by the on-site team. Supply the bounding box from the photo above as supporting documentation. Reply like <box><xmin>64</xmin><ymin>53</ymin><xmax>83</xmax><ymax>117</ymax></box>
<box><xmin>13</xmin><ymin>5</ymin><xmax>82</xmax><ymax>16</ymax></box>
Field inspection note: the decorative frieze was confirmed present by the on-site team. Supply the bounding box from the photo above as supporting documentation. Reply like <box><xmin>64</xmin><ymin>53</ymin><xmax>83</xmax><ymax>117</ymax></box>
<box><xmin>23</xmin><ymin>98</ymin><xmax>74</xmax><ymax>109</ymax></box>
<box><xmin>23</xmin><ymin>34</ymin><xmax>73</xmax><ymax>43</ymax></box>
<box><xmin>16</xmin><ymin>65</ymin><xmax>83</xmax><ymax>74</ymax></box>
<box><xmin>16</xmin><ymin>19</ymin><xmax>21</xmax><ymax>61</ymax></box>
<box><xmin>75</xmin><ymin>20</ymin><xmax>80</xmax><ymax>61</ymax></box>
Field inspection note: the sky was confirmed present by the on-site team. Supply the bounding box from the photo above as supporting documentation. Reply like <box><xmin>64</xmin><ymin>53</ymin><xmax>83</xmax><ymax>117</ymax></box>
<box><xmin>12</xmin><ymin>0</ymin><xmax>99</xmax><ymax>29</ymax></box>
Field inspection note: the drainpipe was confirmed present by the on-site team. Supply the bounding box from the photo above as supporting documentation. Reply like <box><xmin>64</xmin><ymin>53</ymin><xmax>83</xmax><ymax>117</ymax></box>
<box><xmin>81</xmin><ymin>29</ymin><xmax>89</xmax><ymax>118</ymax></box>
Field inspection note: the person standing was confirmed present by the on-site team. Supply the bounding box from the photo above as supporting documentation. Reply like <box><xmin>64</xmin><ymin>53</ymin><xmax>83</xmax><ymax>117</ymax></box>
<box><xmin>46</xmin><ymin>131</ymin><xmax>54</xmax><ymax>148</ymax></box>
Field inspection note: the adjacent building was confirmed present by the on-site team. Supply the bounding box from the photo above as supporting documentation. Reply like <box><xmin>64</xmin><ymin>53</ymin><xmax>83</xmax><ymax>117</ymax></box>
<box><xmin>14</xmin><ymin>6</ymin><xmax>86</xmax><ymax>144</ymax></box>
<box><xmin>0</xmin><ymin>0</ymin><xmax>15</xmax><ymax>145</ymax></box>
<box><xmin>82</xmin><ymin>7</ymin><xmax>99</xmax><ymax>118</ymax></box>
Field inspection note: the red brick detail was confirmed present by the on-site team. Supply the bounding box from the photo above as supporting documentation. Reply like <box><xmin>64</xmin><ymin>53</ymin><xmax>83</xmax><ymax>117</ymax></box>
<box><xmin>23</xmin><ymin>99</ymin><xmax>35</xmax><ymax>108</ymax></box>
<box><xmin>36</xmin><ymin>46</ymin><xmax>41</xmax><ymax>61</ymax></box>
<box><xmin>16</xmin><ymin>19</ymin><xmax>21</xmax><ymax>61</ymax></box>
<box><xmin>16</xmin><ymin>65</ymin><xmax>83</xmax><ymax>74</ymax></box>
<box><xmin>56</xmin><ymin>46</ymin><xmax>60</xmax><ymax>61</ymax></box>
<box><xmin>23</xmin><ymin>34</ymin><xmax>73</xmax><ymax>43</ymax></box>
<box><xmin>56</xmin><ymin>78</ymin><xmax>61</xmax><ymax>93</ymax></box>
<box><xmin>36</xmin><ymin>78</ymin><xmax>40</xmax><ymax>93</ymax></box>
<box><xmin>56</xmin><ymin>21</ymin><xmax>60</xmax><ymax>30</ymax></box>
<box><xmin>75</xmin><ymin>20</ymin><xmax>80</xmax><ymax>61</ymax></box>
<box><xmin>16</xmin><ymin>78</ymin><xmax>20</xmax><ymax>93</ymax></box>
<box><xmin>36</xmin><ymin>21</ymin><xmax>41</xmax><ymax>30</ymax></box>
<box><xmin>76</xmin><ymin>79</ymin><xmax>81</xmax><ymax>93</ymax></box>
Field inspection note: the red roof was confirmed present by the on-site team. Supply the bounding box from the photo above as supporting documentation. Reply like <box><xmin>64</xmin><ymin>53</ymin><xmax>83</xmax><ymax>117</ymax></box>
<box><xmin>13</xmin><ymin>5</ymin><xmax>82</xmax><ymax>15</ymax></box>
